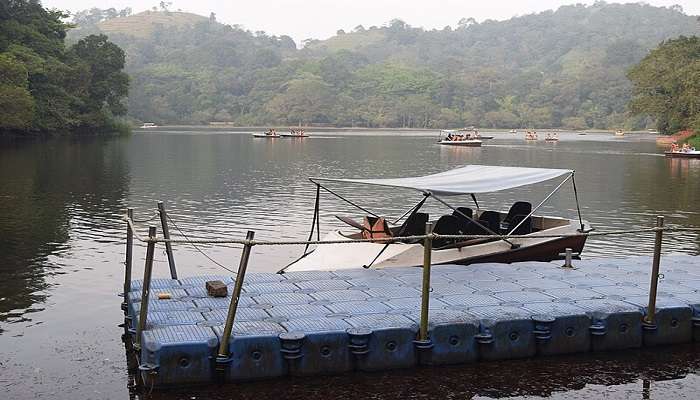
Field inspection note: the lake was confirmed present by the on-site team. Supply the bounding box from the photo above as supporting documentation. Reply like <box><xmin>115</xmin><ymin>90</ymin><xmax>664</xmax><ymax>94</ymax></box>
<box><xmin>0</xmin><ymin>130</ymin><xmax>699</xmax><ymax>399</ymax></box>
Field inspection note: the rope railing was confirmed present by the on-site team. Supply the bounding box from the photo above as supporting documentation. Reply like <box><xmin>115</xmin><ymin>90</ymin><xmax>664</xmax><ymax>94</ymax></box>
<box><xmin>124</xmin><ymin>216</ymin><xmax>699</xmax><ymax>246</ymax></box>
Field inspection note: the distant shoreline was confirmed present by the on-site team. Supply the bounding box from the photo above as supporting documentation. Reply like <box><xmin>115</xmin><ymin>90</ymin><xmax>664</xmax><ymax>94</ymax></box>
<box><xmin>134</xmin><ymin>125</ymin><xmax>660</xmax><ymax>135</ymax></box>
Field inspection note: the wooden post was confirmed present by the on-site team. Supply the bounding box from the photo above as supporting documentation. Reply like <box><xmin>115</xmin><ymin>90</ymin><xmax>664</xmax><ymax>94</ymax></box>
<box><xmin>216</xmin><ymin>231</ymin><xmax>255</xmax><ymax>369</ymax></box>
<box><xmin>645</xmin><ymin>216</ymin><xmax>664</xmax><ymax>325</ymax></box>
<box><xmin>419</xmin><ymin>222</ymin><xmax>434</xmax><ymax>342</ymax></box>
<box><xmin>135</xmin><ymin>226</ymin><xmax>157</xmax><ymax>351</ymax></box>
<box><xmin>157</xmin><ymin>201</ymin><xmax>177</xmax><ymax>279</ymax></box>
<box><xmin>122</xmin><ymin>208</ymin><xmax>134</xmax><ymax>312</ymax></box>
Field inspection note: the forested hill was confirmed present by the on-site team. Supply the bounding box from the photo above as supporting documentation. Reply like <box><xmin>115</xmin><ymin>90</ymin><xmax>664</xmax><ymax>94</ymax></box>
<box><xmin>69</xmin><ymin>3</ymin><xmax>699</xmax><ymax>129</ymax></box>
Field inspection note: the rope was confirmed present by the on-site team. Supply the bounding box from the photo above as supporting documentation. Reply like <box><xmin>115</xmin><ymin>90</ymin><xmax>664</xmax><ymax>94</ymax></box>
<box><xmin>123</xmin><ymin>216</ymin><xmax>700</xmax><ymax>246</ymax></box>
<box><xmin>131</xmin><ymin>211</ymin><xmax>160</xmax><ymax>223</ymax></box>
<box><xmin>163</xmin><ymin>213</ymin><xmax>238</xmax><ymax>275</ymax></box>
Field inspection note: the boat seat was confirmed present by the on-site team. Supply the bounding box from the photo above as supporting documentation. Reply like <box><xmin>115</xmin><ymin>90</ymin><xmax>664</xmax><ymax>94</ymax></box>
<box><xmin>508</xmin><ymin>214</ymin><xmax>532</xmax><ymax>235</ymax></box>
<box><xmin>503</xmin><ymin>201</ymin><xmax>531</xmax><ymax>225</ymax></box>
<box><xmin>452</xmin><ymin>207</ymin><xmax>473</xmax><ymax>234</ymax></box>
<box><xmin>433</xmin><ymin>215</ymin><xmax>460</xmax><ymax>248</ymax></box>
<box><xmin>467</xmin><ymin>211</ymin><xmax>500</xmax><ymax>235</ymax></box>
<box><xmin>398</xmin><ymin>212</ymin><xmax>429</xmax><ymax>241</ymax></box>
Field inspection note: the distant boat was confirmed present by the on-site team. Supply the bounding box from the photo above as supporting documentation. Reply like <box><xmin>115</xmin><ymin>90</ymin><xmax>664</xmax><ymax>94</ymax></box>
<box><xmin>525</xmin><ymin>131</ymin><xmax>538</xmax><ymax>140</ymax></box>
<box><xmin>509</xmin><ymin>129</ymin><xmax>517</xmax><ymax>134</ymax></box>
<box><xmin>545</xmin><ymin>133</ymin><xmax>559</xmax><ymax>142</ymax></box>
<box><xmin>254</xmin><ymin>129</ymin><xmax>281</xmax><ymax>138</ymax></box>
<box><xmin>281</xmin><ymin>129</ymin><xmax>309</xmax><ymax>138</ymax></box>
<box><xmin>665</xmin><ymin>144</ymin><xmax>699</xmax><ymax>158</ymax></box>
<box><xmin>140</xmin><ymin>122</ymin><xmax>158</xmax><ymax>128</ymax></box>
<box><xmin>438</xmin><ymin>129</ymin><xmax>482</xmax><ymax>147</ymax></box>
<box><xmin>615</xmin><ymin>130</ymin><xmax>625</xmax><ymax>136</ymax></box>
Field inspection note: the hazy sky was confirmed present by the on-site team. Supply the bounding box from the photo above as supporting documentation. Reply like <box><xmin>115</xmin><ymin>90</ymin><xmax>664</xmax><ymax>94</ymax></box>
<box><xmin>43</xmin><ymin>0</ymin><xmax>700</xmax><ymax>44</ymax></box>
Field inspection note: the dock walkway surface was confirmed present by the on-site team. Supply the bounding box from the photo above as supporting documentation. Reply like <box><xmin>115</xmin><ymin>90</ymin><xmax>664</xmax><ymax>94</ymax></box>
<box><xmin>124</xmin><ymin>255</ymin><xmax>700</xmax><ymax>386</ymax></box>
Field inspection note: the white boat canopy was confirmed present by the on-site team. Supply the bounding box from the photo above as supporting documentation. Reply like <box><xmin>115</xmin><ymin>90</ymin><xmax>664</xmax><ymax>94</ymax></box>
<box><xmin>310</xmin><ymin>165</ymin><xmax>573</xmax><ymax>196</ymax></box>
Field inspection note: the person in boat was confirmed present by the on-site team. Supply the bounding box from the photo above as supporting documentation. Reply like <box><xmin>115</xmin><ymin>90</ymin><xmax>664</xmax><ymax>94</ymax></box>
<box><xmin>671</xmin><ymin>143</ymin><xmax>679</xmax><ymax>152</ymax></box>
<box><xmin>682</xmin><ymin>143</ymin><xmax>690</xmax><ymax>152</ymax></box>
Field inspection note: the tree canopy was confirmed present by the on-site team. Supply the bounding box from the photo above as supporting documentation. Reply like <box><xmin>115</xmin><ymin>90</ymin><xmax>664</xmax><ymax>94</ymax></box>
<box><xmin>0</xmin><ymin>0</ymin><xmax>129</xmax><ymax>135</ymax></box>
<box><xmin>69</xmin><ymin>2</ymin><xmax>699</xmax><ymax>129</ymax></box>
<box><xmin>628</xmin><ymin>36</ymin><xmax>700</xmax><ymax>134</ymax></box>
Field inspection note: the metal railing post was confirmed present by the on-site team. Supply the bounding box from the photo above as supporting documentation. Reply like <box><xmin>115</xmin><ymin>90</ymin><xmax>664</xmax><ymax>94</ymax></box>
<box><xmin>157</xmin><ymin>201</ymin><xmax>177</xmax><ymax>279</ymax></box>
<box><xmin>135</xmin><ymin>226</ymin><xmax>157</xmax><ymax>351</ymax></box>
<box><xmin>419</xmin><ymin>222</ymin><xmax>434</xmax><ymax>342</ymax></box>
<box><xmin>644</xmin><ymin>216</ymin><xmax>664</xmax><ymax>326</ymax></box>
<box><xmin>216</xmin><ymin>230</ymin><xmax>255</xmax><ymax>371</ymax></box>
<box><xmin>122</xmin><ymin>208</ymin><xmax>134</xmax><ymax>312</ymax></box>
<box><xmin>562</xmin><ymin>248</ymin><xmax>573</xmax><ymax>268</ymax></box>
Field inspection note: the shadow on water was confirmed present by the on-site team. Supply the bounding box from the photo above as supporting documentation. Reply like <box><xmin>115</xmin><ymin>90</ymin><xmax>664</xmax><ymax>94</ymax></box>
<box><xmin>131</xmin><ymin>343</ymin><xmax>700</xmax><ymax>399</ymax></box>
<box><xmin>0</xmin><ymin>137</ymin><xmax>129</xmax><ymax>331</ymax></box>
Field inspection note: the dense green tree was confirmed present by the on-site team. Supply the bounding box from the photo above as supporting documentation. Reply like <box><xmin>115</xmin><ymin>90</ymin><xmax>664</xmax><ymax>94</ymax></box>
<box><xmin>0</xmin><ymin>0</ymin><xmax>129</xmax><ymax>135</ymax></box>
<box><xmin>66</xmin><ymin>3</ymin><xmax>699</xmax><ymax>128</ymax></box>
<box><xmin>0</xmin><ymin>53</ymin><xmax>34</xmax><ymax>129</ymax></box>
<box><xmin>628</xmin><ymin>36</ymin><xmax>700</xmax><ymax>133</ymax></box>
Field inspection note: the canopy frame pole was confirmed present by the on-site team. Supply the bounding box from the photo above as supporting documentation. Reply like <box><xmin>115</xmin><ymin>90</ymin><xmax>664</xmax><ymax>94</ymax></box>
<box><xmin>392</xmin><ymin>193</ymin><xmax>430</xmax><ymax>225</ymax></box>
<box><xmin>430</xmin><ymin>193</ymin><xmax>517</xmax><ymax>248</ymax></box>
<box><xmin>303</xmin><ymin>184</ymin><xmax>321</xmax><ymax>255</ymax></box>
<box><xmin>365</xmin><ymin>193</ymin><xmax>431</xmax><ymax>269</ymax></box>
<box><xmin>310</xmin><ymin>179</ymin><xmax>380</xmax><ymax>218</ymax></box>
<box><xmin>506</xmin><ymin>173</ymin><xmax>573</xmax><ymax>236</ymax></box>
<box><xmin>571</xmin><ymin>172</ymin><xmax>585</xmax><ymax>232</ymax></box>
<box><xmin>470</xmin><ymin>193</ymin><xmax>480</xmax><ymax>210</ymax></box>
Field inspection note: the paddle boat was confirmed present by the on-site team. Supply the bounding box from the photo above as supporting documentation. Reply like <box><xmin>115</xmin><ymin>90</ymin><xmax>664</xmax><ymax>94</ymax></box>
<box><xmin>281</xmin><ymin>165</ymin><xmax>590</xmax><ymax>272</ymax></box>
<box><xmin>525</xmin><ymin>131</ymin><xmax>538</xmax><ymax>140</ymax></box>
<box><xmin>438</xmin><ymin>130</ymin><xmax>482</xmax><ymax>147</ymax></box>
<box><xmin>253</xmin><ymin>129</ymin><xmax>281</xmax><ymax>138</ymax></box>
<box><xmin>509</xmin><ymin>129</ymin><xmax>517</xmax><ymax>134</ymax></box>
<box><xmin>545</xmin><ymin>133</ymin><xmax>559</xmax><ymax>142</ymax></box>
<box><xmin>281</xmin><ymin>128</ymin><xmax>309</xmax><ymax>138</ymax></box>
<box><xmin>615</xmin><ymin>129</ymin><xmax>625</xmax><ymax>136</ymax></box>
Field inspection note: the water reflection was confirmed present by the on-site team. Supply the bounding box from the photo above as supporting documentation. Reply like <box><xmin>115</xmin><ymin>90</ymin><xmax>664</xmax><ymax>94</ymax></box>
<box><xmin>0</xmin><ymin>137</ymin><xmax>129</xmax><ymax>329</ymax></box>
<box><xmin>132</xmin><ymin>343</ymin><xmax>700</xmax><ymax>399</ymax></box>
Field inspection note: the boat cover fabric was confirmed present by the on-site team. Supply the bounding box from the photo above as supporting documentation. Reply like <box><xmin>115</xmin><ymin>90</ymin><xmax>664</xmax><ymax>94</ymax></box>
<box><xmin>311</xmin><ymin>165</ymin><xmax>572</xmax><ymax>195</ymax></box>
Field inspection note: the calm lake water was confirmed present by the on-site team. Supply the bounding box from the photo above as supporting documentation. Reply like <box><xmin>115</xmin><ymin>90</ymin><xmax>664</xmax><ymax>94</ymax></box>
<box><xmin>0</xmin><ymin>130</ymin><xmax>699</xmax><ymax>399</ymax></box>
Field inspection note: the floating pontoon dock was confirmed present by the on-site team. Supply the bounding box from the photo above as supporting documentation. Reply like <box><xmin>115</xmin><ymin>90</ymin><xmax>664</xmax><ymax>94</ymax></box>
<box><xmin>123</xmin><ymin>254</ymin><xmax>700</xmax><ymax>387</ymax></box>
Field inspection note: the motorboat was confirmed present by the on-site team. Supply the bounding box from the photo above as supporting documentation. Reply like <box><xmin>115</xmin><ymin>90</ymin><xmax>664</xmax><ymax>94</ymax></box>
<box><xmin>281</xmin><ymin>165</ymin><xmax>590</xmax><ymax>272</ymax></box>
<box><xmin>438</xmin><ymin>130</ymin><xmax>482</xmax><ymax>147</ymax></box>
<box><xmin>254</xmin><ymin>129</ymin><xmax>281</xmax><ymax>138</ymax></box>
<box><xmin>139</xmin><ymin>122</ymin><xmax>158</xmax><ymax>128</ymax></box>
<box><xmin>509</xmin><ymin>129</ymin><xmax>517</xmax><ymax>134</ymax></box>
<box><xmin>615</xmin><ymin>130</ymin><xmax>625</xmax><ymax>136</ymax></box>
<box><xmin>665</xmin><ymin>146</ymin><xmax>700</xmax><ymax>158</ymax></box>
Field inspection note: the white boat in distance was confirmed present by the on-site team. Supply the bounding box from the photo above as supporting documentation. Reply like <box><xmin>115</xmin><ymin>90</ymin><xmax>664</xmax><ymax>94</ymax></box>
<box><xmin>281</xmin><ymin>165</ymin><xmax>590</xmax><ymax>273</ymax></box>
<box><xmin>139</xmin><ymin>122</ymin><xmax>158</xmax><ymax>128</ymax></box>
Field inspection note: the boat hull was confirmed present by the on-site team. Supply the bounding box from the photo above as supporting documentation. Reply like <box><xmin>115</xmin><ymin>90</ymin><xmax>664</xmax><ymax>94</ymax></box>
<box><xmin>446</xmin><ymin>234</ymin><xmax>586</xmax><ymax>265</ymax></box>
<box><xmin>253</xmin><ymin>134</ymin><xmax>281</xmax><ymax>138</ymax></box>
<box><xmin>283</xmin><ymin>217</ymin><xmax>589</xmax><ymax>272</ymax></box>
<box><xmin>438</xmin><ymin>140</ymin><xmax>482</xmax><ymax>147</ymax></box>
<box><xmin>665</xmin><ymin>151</ymin><xmax>700</xmax><ymax>158</ymax></box>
